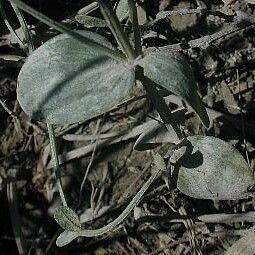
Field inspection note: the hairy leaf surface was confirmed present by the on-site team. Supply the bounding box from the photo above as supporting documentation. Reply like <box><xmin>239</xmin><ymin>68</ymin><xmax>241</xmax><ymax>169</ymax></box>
<box><xmin>17</xmin><ymin>31</ymin><xmax>135</xmax><ymax>124</ymax></box>
<box><xmin>176</xmin><ymin>136</ymin><xmax>254</xmax><ymax>200</ymax></box>
<box><xmin>139</xmin><ymin>50</ymin><xmax>210</xmax><ymax>128</ymax></box>
<box><xmin>116</xmin><ymin>0</ymin><xmax>129</xmax><ymax>21</ymax></box>
<box><xmin>56</xmin><ymin>230</ymin><xmax>80</xmax><ymax>247</ymax></box>
<box><xmin>54</xmin><ymin>206</ymin><xmax>81</xmax><ymax>232</ymax></box>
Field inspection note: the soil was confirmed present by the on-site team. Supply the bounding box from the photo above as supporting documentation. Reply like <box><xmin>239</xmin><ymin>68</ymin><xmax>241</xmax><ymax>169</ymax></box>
<box><xmin>1</xmin><ymin>0</ymin><xmax>255</xmax><ymax>254</ymax></box>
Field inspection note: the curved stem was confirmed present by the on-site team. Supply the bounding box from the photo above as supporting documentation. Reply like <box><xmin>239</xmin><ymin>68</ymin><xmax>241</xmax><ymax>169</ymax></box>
<box><xmin>79</xmin><ymin>164</ymin><xmax>161</xmax><ymax>236</ymax></box>
<box><xmin>57</xmin><ymin>153</ymin><xmax>165</xmax><ymax>245</ymax></box>
<box><xmin>47</xmin><ymin>123</ymin><xmax>67</xmax><ymax>207</ymax></box>
<box><xmin>9</xmin><ymin>0</ymin><xmax>125</xmax><ymax>62</ymax></box>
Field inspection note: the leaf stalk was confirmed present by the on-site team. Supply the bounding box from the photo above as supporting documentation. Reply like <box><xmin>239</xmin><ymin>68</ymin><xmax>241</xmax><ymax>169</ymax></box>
<box><xmin>47</xmin><ymin>123</ymin><xmax>67</xmax><ymax>207</ymax></box>
<box><xmin>97</xmin><ymin>0</ymin><xmax>136</xmax><ymax>60</ymax></box>
<box><xmin>128</xmin><ymin>0</ymin><xmax>142</xmax><ymax>56</ymax></box>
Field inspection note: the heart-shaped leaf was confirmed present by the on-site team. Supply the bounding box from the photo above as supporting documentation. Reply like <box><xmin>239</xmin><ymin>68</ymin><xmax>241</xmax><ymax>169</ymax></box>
<box><xmin>176</xmin><ymin>135</ymin><xmax>255</xmax><ymax>200</ymax></box>
<box><xmin>138</xmin><ymin>50</ymin><xmax>210</xmax><ymax>128</ymax></box>
<box><xmin>54</xmin><ymin>206</ymin><xmax>81</xmax><ymax>232</ymax></box>
<box><xmin>17</xmin><ymin>31</ymin><xmax>135</xmax><ymax>124</ymax></box>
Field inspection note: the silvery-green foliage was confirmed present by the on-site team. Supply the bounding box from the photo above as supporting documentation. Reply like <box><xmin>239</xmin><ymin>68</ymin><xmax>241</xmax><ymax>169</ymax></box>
<box><xmin>11</xmin><ymin>0</ymin><xmax>255</xmax><ymax>249</ymax></box>
<box><xmin>54</xmin><ymin>206</ymin><xmax>81</xmax><ymax>232</ymax></box>
<box><xmin>56</xmin><ymin>230</ymin><xmax>80</xmax><ymax>247</ymax></box>
<box><xmin>176</xmin><ymin>136</ymin><xmax>255</xmax><ymax>200</ymax></box>
<box><xmin>138</xmin><ymin>49</ymin><xmax>210</xmax><ymax>128</ymax></box>
<box><xmin>116</xmin><ymin>0</ymin><xmax>129</xmax><ymax>21</ymax></box>
<box><xmin>17</xmin><ymin>31</ymin><xmax>135</xmax><ymax>124</ymax></box>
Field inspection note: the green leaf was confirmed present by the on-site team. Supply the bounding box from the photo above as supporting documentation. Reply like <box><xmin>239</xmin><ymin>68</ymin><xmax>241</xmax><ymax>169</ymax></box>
<box><xmin>75</xmin><ymin>15</ymin><xmax>107</xmax><ymax>27</ymax></box>
<box><xmin>17</xmin><ymin>31</ymin><xmax>135</xmax><ymax>124</ymax></box>
<box><xmin>176</xmin><ymin>135</ymin><xmax>255</xmax><ymax>200</ymax></box>
<box><xmin>138</xmin><ymin>50</ymin><xmax>210</xmax><ymax>128</ymax></box>
<box><xmin>116</xmin><ymin>0</ymin><xmax>129</xmax><ymax>21</ymax></box>
<box><xmin>56</xmin><ymin>230</ymin><xmax>80</xmax><ymax>247</ymax></box>
<box><xmin>54</xmin><ymin>206</ymin><xmax>81</xmax><ymax>232</ymax></box>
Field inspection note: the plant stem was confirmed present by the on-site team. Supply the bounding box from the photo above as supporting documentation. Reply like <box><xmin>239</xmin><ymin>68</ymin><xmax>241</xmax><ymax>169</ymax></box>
<box><xmin>47</xmin><ymin>123</ymin><xmax>67</xmax><ymax>207</ymax></box>
<box><xmin>128</xmin><ymin>0</ymin><xmax>142</xmax><ymax>56</ymax></box>
<box><xmin>57</xmin><ymin>153</ymin><xmax>164</xmax><ymax>241</ymax></box>
<box><xmin>9</xmin><ymin>0</ymin><xmax>125</xmax><ymax>62</ymax></box>
<box><xmin>97</xmin><ymin>0</ymin><xmax>136</xmax><ymax>60</ymax></box>
<box><xmin>9</xmin><ymin>1</ymin><xmax>34</xmax><ymax>54</ymax></box>
<box><xmin>81</xmin><ymin>166</ymin><xmax>160</xmax><ymax>236</ymax></box>
<box><xmin>139</xmin><ymin>70</ymin><xmax>183</xmax><ymax>139</ymax></box>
